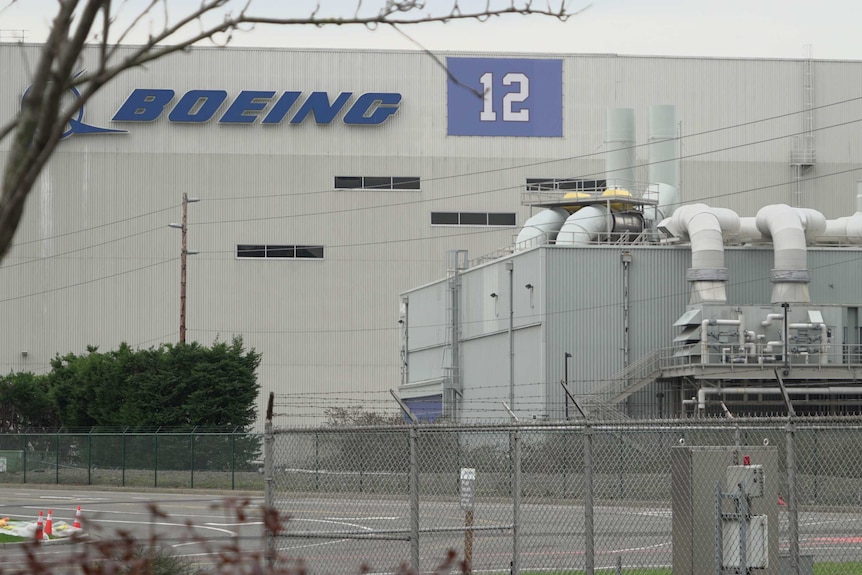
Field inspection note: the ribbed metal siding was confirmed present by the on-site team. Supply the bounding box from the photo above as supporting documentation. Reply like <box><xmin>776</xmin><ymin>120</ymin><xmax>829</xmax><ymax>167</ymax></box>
<box><xmin>4</xmin><ymin>45</ymin><xmax>862</xmax><ymax>427</ymax></box>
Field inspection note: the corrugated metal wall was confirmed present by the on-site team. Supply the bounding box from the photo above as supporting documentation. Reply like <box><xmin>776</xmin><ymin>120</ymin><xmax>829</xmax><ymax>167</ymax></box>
<box><xmin>405</xmin><ymin>245</ymin><xmax>862</xmax><ymax>421</ymax></box>
<box><xmin>3</xmin><ymin>44</ymin><xmax>862</xmax><ymax>427</ymax></box>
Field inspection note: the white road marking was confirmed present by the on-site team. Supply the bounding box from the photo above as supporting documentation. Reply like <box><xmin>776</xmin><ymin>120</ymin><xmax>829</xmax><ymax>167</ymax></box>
<box><xmin>325</xmin><ymin>516</ymin><xmax>399</xmax><ymax>521</ymax></box>
<box><xmin>205</xmin><ymin>521</ymin><xmax>262</xmax><ymax>527</ymax></box>
<box><xmin>90</xmin><ymin>519</ymin><xmax>236</xmax><ymax>536</ymax></box>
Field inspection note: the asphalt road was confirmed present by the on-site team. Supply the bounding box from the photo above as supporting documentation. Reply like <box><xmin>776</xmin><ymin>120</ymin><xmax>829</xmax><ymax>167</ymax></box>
<box><xmin>3</xmin><ymin>487</ymin><xmax>862</xmax><ymax>574</ymax></box>
<box><xmin>0</xmin><ymin>487</ymin><xmax>267</xmax><ymax>572</ymax></box>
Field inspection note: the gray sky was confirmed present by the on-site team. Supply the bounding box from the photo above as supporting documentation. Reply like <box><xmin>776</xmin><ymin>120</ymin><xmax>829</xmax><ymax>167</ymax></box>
<box><xmin>1</xmin><ymin>0</ymin><xmax>859</xmax><ymax>60</ymax></box>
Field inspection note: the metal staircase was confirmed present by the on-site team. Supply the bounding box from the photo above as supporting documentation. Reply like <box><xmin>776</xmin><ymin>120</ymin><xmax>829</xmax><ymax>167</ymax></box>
<box><xmin>579</xmin><ymin>349</ymin><xmax>664</xmax><ymax>418</ymax></box>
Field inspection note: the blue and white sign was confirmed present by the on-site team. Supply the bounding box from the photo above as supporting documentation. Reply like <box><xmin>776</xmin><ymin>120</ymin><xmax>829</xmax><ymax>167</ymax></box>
<box><xmin>447</xmin><ymin>57</ymin><xmax>562</xmax><ymax>137</ymax></box>
<box><xmin>112</xmin><ymin>89</ymin><xmax>401</xmax><ymax>126</ymax></box>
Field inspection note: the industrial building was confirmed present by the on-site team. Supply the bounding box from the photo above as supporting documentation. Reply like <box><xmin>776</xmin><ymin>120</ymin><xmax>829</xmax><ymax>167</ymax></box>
<box><xmin>398</xmin><ymin>106</ymin><xmax>862</xmax><ymax>421</ymax></box>
<box><xmin>2</xmin><ymin>44</ymin><xmax>862</xmax><ymax>427</ymax></box>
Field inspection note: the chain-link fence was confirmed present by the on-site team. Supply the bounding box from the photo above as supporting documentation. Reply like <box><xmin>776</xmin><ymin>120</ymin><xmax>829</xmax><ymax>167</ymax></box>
<box><xmin>0</xmin><ymin>427</ymin><xmax>263</xmax><ymax>490</ymax></box>
<box><xmin>265</xmin><ymin>417</ymin><xmax>862</xmax><ymax>575</ymax></box>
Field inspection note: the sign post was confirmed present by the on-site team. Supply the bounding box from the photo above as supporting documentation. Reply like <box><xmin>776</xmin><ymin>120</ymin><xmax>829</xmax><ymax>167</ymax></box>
<box><xmin>460</xmin><ymin>468</ymin><xmax>476</xmax><ymax>573</ymax></box>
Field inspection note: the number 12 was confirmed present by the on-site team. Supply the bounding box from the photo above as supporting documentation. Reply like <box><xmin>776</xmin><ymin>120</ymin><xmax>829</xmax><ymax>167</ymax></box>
<box><xmin>479</xmin><ymin>72</ymin><xmax>530</xmax><ymax>123</ymax></box>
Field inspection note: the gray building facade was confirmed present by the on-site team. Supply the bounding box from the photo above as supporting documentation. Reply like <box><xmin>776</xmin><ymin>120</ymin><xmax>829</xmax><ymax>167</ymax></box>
<box><xmin>2</xmin><ymin>44</ymin><xmax>862</xmax><ymax>427</ymax></box>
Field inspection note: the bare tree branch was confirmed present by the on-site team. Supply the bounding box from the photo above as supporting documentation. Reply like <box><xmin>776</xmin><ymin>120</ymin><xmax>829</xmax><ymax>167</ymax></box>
<box><xmin>0</xmin><ymin>0</ymin><xmax>583</xmax><ymax>261</ymax></box>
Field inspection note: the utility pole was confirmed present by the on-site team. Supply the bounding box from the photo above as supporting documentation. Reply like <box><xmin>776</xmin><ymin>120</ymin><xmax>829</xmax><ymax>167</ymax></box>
<box><xmin>564</xmin><ymin>352</ymin><xmax>572</xmax><ymax>419</ymax></box>
<box><xmin>169</xmin><ymin>193</ymin><xmax>199</xmax><ymax>343</ymax></box>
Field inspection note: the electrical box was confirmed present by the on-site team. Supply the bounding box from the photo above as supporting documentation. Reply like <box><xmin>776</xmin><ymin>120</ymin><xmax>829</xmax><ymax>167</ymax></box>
<box><xmin>723</xmin><ymin>515</ymin><xmax>769</xmax><ymax>568</ymax></box>
<box><xmin>671</xmin><ymin>447</ymin><xmax>779</xmax><ymax>575</ymax></box>
<box><xmin>726</xmin><ymin>464</ymin><xmax>764</xmax><ymax>497</ymax></box>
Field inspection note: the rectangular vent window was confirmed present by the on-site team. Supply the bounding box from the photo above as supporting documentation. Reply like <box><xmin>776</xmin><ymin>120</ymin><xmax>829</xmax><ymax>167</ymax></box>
<box><xmin>431</xmin><ymin>212</ymin><xmax>516</xmax><ymax>226</ymax></box>
<box><xmin>237</xmin><ymin>244</ymin><xmax>324</xmax><ymax>260</ymax></box>
<box><xmin>335</xmin><ymin>176</ymin><xmax>421</xmax><ymax>190</ymax></box>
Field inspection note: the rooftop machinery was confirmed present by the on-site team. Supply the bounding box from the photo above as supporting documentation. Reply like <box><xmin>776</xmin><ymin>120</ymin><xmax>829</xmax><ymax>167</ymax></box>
<box><xmin>514</xmin><ymin>105</ymin><xmax>862</xmax><ymax>415</ymax></box>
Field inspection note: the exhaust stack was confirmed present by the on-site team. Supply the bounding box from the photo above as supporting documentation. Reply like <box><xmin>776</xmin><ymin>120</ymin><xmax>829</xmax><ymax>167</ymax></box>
<box><xmin>605</xmin><ymin>109</ymin><xmax>636</xmax><ymax>190</ymax></box>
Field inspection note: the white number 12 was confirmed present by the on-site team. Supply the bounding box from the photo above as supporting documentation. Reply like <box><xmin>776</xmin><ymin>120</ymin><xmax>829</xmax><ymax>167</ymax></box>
<box><xmin>479</xmin><ymin>72</ymin><xmax>530</xmax><ymax>123</ymax></box>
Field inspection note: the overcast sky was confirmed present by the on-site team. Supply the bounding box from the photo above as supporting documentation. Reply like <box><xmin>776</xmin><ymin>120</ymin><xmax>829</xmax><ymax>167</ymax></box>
<box><xmin>1</xmin><ymin>0</ymin><xmax>860</xmax><ymax>60</ymax></box>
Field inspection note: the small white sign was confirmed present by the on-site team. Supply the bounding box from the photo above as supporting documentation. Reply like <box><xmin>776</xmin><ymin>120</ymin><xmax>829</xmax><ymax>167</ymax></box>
<box><xmin>0</xmin><ymin>457</ymin><xmax>6</xmax><ymax>473</ymax></box>
<box><xmin>460</xmin><ymin>467</ymin><xmax>476</xmax><ymax>511</ymax></box>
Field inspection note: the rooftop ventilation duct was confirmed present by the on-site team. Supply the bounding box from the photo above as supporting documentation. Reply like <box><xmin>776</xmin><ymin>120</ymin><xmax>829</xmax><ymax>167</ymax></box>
<box><xmin>556</xmin><ymin>204</ymin><xmax>610</xmax><ymax>246</ymax></box>
<box><xmin>755</xmin><ymin>204</ymin><xmax>826</xmax><ymax>303</ymax></box>
<box><xmin>819</xmin><ymin>181</ymin><xmax>862</xmax><ymax>244</ymax></box>
<box><xmin>605</xmin><ymin>108</ymin><xmax>636</xmax><ymax>190</ymax></box>
<box><xmin>660</xmin><ymin>204</ymin><xmax>740</xmax><ymax>304</ymax></box>
<box><xmin>515</xmin><ymin>208</ymin><xmax>570</xmax><ymax>249</ymax></box>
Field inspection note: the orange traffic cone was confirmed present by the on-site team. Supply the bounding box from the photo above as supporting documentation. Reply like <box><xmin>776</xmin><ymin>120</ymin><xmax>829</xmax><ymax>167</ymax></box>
<box><xmin>73</xmin><ymin>505</ymin><xmax>82</xmax><ymax>529</ymax></box>
<box><xmin>34</xmin><ymin>512</ymin><xmax>44</xmax><ymax>542</ymax></box>
<box><xmin>45</xmin><ymin>509</ymin><xmax>53</xmax><ymax>536</ymax></box>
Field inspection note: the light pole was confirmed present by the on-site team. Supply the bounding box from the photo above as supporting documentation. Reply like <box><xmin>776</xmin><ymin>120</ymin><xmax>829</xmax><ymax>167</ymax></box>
<box><xmin>169</xmin><ymin>193</ymin><xmax>200</xmax><ymax>344</ymax></box>
<box><xmin>564</xmin><ymin>352</ymin><xmax>572</xmax><ymax>420</ymax></box>
<box><xmin>781</xmin><ymin>302</ymin><xmax>791</xmax><ymax>374</ymax></box>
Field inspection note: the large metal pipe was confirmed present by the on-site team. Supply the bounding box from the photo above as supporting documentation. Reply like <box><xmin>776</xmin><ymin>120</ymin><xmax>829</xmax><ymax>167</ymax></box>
<box><xmin>820</xmin><ymin>182</ymin><xmax>862</xmax><ymax>244</ymax></box>
<box><xmin>515</xmin><ymin>208</ymin><xmax>570</xmax><ymax>249</ymax></box>
<box><xmin>755</xmin><ymin>204</ymin><xmax>826</xmax><ymax>303</ymax></box>
<box><xmin>661</xmin><ymin>204</ymin><xmax>740</xmax><ymax>304</ymax></box>
<box><xmin>605</xmin><ymin>108</ymin><xmax>636</xmax><ymax>189</ymax></box>
<box><xmin>556</xmin><ymin>205</ymin><xmax>610</xmax><ymax>246</ymax></box>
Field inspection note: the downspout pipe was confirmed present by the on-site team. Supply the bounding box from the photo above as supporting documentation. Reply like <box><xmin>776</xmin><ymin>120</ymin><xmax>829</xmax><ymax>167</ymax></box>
<box><xmin>660</xmin><ymin>204</ymin><xmax>740</xmax><ymax>304</ymax></box>
<box><xmin>755</xmin><ymin>204</ymin><xmax>826</xmax><ymax>303</ymax></box>
<box><xmin>556</xmin><ymin>204</ymin><xmax>610</xmax><ymax>246</ymax></box>
<box><xmin>515</xmin><ymin>208</ymin><xmax>570</xmax><ymax>249</ymax></box>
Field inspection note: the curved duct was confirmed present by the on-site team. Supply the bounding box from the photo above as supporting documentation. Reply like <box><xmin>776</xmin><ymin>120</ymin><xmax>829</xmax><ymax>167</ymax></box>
<box><xmin>755</xmin><ymin>204</ymin><xmax>826</xmax><ymax>303</ymax></box>
<box><xmin>819</xmin><ymin>182</ymin><xmax>862</xmax><ymax>244</ymax></box>
<box><xmin>605</xmin><ymin>109</ymin><xmax>636</xmax><ymax>190</ymax></box>
<box><xmin>515</xmin><ymin>208</ymin><xmax>570</xmax><ymax>249</ymax></box>
<box><xmin>645</xmin><ymin>182</ymin><xmax>681</xmax><ymax>225</ymax></box>
<box><xmin>660</xmin><ymin>204</ymin><xmax>740</xmax><ymax>304</ymax></box>
<box><xmin>556</xmin><ymin>204</ymin><xmax>610</xmax><ymax>246</ymax></box>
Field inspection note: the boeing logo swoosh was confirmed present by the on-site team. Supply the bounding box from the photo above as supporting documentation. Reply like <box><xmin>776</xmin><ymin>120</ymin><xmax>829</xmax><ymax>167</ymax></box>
<box><xmin>23</xmin><ymin>71</ymin><xmax>127</xmax><ymax>141</ymax></box>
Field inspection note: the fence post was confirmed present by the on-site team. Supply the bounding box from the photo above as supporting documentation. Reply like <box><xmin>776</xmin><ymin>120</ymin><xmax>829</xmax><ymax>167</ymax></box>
<box><xmin>55</xmin><ymin>431</ymin><xmax>60</xmax><ymax>485</ymax></box>
<box><xmin>22</xmin><ymin>433</ymin><xmax>27</xmax><ymax>484</ymax></box>
<box><xmin>190</xmin><ymin>428</ymin><xmax>195</xmax><ymax>489</ymax></box>
<box><xmin>511</xmin><ymin>428</ymin><xmax>522</xmax><ymax>575</ymax></box>
<box><xmin>154</xmin><ymin>430</ymin><xmax>159</xmax><ymax>488</ymax></box>
<box><xmin>264</xmin><ymin>412</ymin><xmax>275</xmax><ymax>568</ymax></box>
<box><xmin>315</xmin><ymin>431</ymin><xmax>320</xmax><ymax>492</ymax></box>
<box><xmin>121</xmin><ymin>428</ymin><xmax>126</xmax><ymax>487</ymax></box>
<box><xmin>88</xmin><ymin>429</ymin><xmax>92</xmax><ymax>485</ymax></box>
<box><xmin>230</xmin><ymin>428</ymin><xmax>236</xmax><ymax>491</ymax></box>
<box><xmin>584</xmin><ymin>423</ymin><xmax>595</xmax><ymax>575</ymax></box>
<box><xmin>409</xmin><ymin>426</ymin><xmax>420</xmax><ymax>574</ymax></box>
<box><xmin>786</xmin><ymin>419</ymin><xmax>800</xmax><ymax>575</ymax></box>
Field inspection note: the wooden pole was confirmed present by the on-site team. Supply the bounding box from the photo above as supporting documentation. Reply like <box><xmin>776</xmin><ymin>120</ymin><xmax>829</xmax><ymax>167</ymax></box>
<box><xmin>464</xmin><ymin>510</ymin><xmax>474</xmax><ymax>574</ymax></box>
